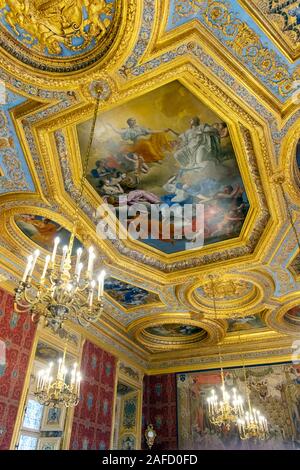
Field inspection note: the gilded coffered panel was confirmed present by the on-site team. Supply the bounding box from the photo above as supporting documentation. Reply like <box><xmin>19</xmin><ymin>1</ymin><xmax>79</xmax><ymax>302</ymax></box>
<box><xmin>47</xmin><ymin>72</ymin><xmax>273</xmax><ymax>276</ymax></box>
<box><xmin>127</xmin><ymin>313</ymin><xmax>224</xmax><ymax>353</ymax></box>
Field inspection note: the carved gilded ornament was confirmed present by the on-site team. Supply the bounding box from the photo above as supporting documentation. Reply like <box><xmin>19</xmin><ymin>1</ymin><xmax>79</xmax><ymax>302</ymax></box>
<box><xmin>240</xmin><ymin>0</ymin><xmax>300</xmax><ymax>61</ymax></box>
<box><xmin>0</xmin><ymin>0</ymin><xmax>114</xmax><ymax>55</ymax></box>
<box><xmin>169</xmin><ymin>0</ymin><xmax>299</xmax><ymax>99</ymax></box>
<box><xmin>201</xmin><ymin>279</ymin><xmax>252</xmax><ymax>299</ymax></box>
<box><xmin>0</xmin><ymin>0</ymin><xmax>126</xmax><ymax>73</ymax></box>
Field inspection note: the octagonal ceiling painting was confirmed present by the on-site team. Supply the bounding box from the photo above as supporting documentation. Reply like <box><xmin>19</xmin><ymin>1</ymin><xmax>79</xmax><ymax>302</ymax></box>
<box><xmin>77</xmin><ymin>80</ymin><xmax>249</xmax><ymax>255</ymax></box>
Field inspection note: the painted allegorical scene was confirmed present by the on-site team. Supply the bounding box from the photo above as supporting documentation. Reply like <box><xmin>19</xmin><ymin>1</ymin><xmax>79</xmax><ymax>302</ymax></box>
<box><xmin>227</xmin><ymin>314</ymin><xmax>266</xmax><ymax>332</ymax></box>
<box><xmin>177</xmin><ymin>363</ymin><xmax>300</xmax><ymax>450</ymax></box>
<box><xmin>284</xmin><ymin>307</ymin><xmax>300</xmax><ymax>327</ymax></box>
<box><xmin>15</xmin><ymin>214</ymin><xmax>82</xmax><ymax>254</ymax></box>
<box><xmin>77</xmin><ymin>81</ymin><xmax>249</xmax><ymax>254</ymax></box>
<box><xmin>104</xmin><ymin>277</ymin><xmax>160</xmax><ymax>309</ymax></box>
<box><xmin>145</xmin><ymin>324</ymin><xmax>203</xmax><ymax>337</ymax></box>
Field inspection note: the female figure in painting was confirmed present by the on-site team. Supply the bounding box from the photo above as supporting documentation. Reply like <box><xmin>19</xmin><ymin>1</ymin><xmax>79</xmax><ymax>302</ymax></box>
<box><xmin>171</xmin><ymin>117</ymin><xmax>221</xmax><ymax>170</ymax></box>
<box><xmin>107</xmin><ymin>118</ymin><xmax>172</xmax><ymax>163</ymax></box>
<box><xmin>15</xmin><ymin>214</ymin><xmax>39</xmax><ymax>238</ymax></box>
<box><xmin>30</xmin><ymin>218</ymin><xmax>62</xmax><ymax>250</ymax></box>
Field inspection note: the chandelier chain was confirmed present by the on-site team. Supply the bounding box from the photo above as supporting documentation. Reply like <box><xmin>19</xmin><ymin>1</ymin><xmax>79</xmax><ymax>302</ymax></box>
<box><xmin>69</xmin><ymin>90</ymin><xmax>102</xmax><ymax>251</ymax></box>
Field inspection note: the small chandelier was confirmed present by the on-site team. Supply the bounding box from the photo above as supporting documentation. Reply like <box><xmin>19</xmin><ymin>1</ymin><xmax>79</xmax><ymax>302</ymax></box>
<box><xmin>35</xmin><ymin>347</ymin><xmax>81</xmax><ymax>408</ymax></box>
<box><xmin>237</xmin><ymin>409</ymin><xmax>269</xmax><ymax>441</ymax></box>
<box><xmin>207</xmin><ymin>377</ymin><xmax>244</xmax><ymax>431</ymax></box>
<box><xmin>206</xmin><ymin>276</ymin><xmax>245</xmax><ymax>430</ymax></box>
<box><xmin>236</xmin><ymin>333</ymin><xmax>269</xmax><ymax>441</ymax></box>
<box><xmin>14</xmin><ymin>90</ymin><xmax>106</xmax><ymax>331</ymax></box>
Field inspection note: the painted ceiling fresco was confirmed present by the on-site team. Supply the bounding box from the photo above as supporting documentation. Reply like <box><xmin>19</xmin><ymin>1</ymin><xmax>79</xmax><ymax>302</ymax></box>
<box><xmin>284</xmin><ymin>306</ymin><xmax>300</xmax><ymax>327</ymax></box>
<box><xmin>145</xmin><ymin>324</ymin><xmax>203</xmax><ymax>337</ymax></box>
<box><xmin>227</xmin><ymin>314</ymin><xmax>265</xmax><ymax>333</ymax></box>
<box><xmin>36</xmin><ymin>341</ymin><xmax>74</xmax><ymax>363</ymax></box>
<box><xmin>104</xmin><ymin>277</ymin><xmax>160</xmax><ymax>309</ymax></box>
<box><xmin>15</xmin><ymin>215</ymin><xmax>82</xmax><ymax>254</ymax></box>
<box><xmin>78</xmin><ymin>80</ymin><xmax>249</xmax><ymax>255</ymax></box>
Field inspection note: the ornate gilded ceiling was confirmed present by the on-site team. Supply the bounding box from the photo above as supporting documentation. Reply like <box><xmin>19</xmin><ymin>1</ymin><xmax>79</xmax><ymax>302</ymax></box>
<box><xmin>0</xmin><ymin>0</ymin><xmax>299</xmax><ymax>374</ymax></box>
<box><xmin>0</xmin><ymin>0</ymin><xmax>122</xmax><ymax>72</ymax></box>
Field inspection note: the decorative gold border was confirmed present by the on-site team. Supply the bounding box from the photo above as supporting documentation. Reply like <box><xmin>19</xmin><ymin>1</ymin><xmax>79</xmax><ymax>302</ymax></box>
<box><xmin>238</xmin><ymin>0</ymin><xmax>300</xmax><ymax>62</ymax></box>
<box><xmin>128</xmin><ymin>313</ymin><xmax>225</xmax><ymax>352</ymax></box>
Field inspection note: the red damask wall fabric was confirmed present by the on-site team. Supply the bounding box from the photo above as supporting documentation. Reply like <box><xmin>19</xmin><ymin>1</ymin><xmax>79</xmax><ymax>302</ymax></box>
<box><xmin>70</xmin><ymin>340</ymin><xmax>116</xmax><ymax>450</ymax></box>
<box><xmin>142</xmin><ymin>374</ymin><xmax>177</xmax><ymax>450</ymax></box>
<box><xmin>0</xmin><ymin>288</ymin><xmax>36</xmax><ymax>450</ymax></box>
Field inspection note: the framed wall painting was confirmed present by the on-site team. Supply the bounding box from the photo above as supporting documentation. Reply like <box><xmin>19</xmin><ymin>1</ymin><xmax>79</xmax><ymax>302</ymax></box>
<box><xmin>37</xmin><ymin>437</ymin><xmax>61</xmax><ymax>451</ymax></box>
<box><xmin>41</xmin><ymin>406</ymin><xmax>66</xmax><ymax>432</ymax></box>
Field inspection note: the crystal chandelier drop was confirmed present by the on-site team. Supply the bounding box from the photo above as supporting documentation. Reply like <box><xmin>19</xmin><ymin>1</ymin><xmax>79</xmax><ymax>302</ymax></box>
<box><xmin>14</xmin><ymin>90</ymin><xmax>106</xmax><ymax>331</ymax></box>
<box><xmin>35</xmin><ymin>347</ymin><xmax>81</xmax><ymax>408</ymax></box>
<box><xmin>206</xmin><ymin>276</ymin><xmax>245</xmax><ymax>430</ymax></box>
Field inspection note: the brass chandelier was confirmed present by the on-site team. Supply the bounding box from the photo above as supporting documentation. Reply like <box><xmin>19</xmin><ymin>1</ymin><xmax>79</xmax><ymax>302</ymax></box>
<box><xmin>237</xmin><ymin>409</ymin><xmax>268</xmax><ymax>441</ymax></box>
<box><xmin>14</xmin><ymin>91</ymin><xmax>105</xmax><ymax>331</ymax></box>
<box><xmin>35</xmin><ymin>345</ymin><xmax>81</xmax><ymax>408</ymax></box>
<box><xmin>206</xmin><ymin>276</ymin><xmax>244</xmax><ymax>431</ymax></box>
<box><xmin>236</xmin><ymin>332</ymin><xmax>269</xmax><ymax>441</ymax></box>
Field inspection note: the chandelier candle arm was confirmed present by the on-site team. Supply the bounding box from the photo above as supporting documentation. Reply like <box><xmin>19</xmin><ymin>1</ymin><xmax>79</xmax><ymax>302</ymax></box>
<box><xmin>41</xmin><ymin>255</ymin><xmax>51</xmax><ymax>282</ymax></box>
<box><xmin>87</xmin><ymin>247</ymin><xmax>95</xmax><ymax>280</ymax></box>
<box><xmin>98</xmin><ymin>270</ymin><xmax>105</xmax><ymax>300</ymax></box>
<box><xmin>29</xmin><ymin>250</ymin><xmax>40</xmax><ymax>277</ymax></box>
